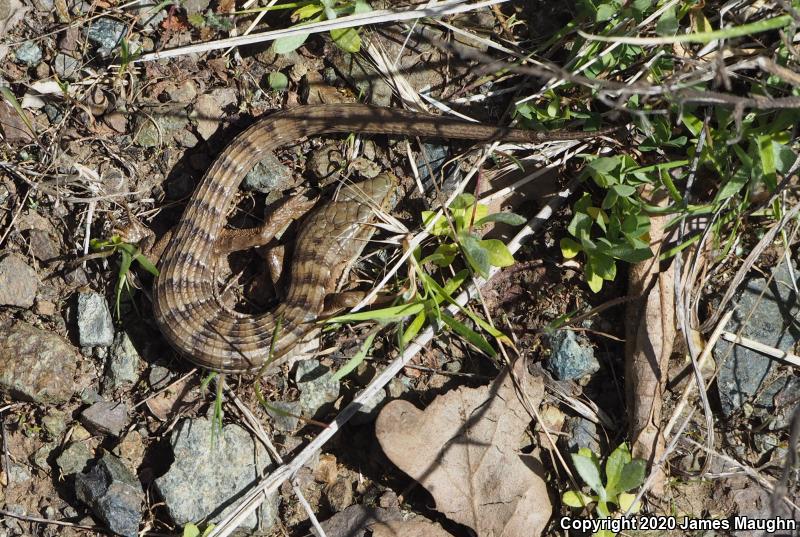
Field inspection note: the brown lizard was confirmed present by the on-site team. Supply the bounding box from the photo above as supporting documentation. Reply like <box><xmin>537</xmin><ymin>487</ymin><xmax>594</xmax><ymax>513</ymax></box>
<box><xmin>153</xmin><ymin>103</ymin><xmax>614</xmax><ymax>374</ymax></box>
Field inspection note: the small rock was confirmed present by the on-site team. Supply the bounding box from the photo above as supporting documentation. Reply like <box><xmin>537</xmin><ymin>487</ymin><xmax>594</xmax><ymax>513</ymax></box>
<box><xmin>192</xmin><ymin>93</ymin><xmax>225</xmax><ymax>140</ymax></box>
<box><xmin>42</xmin><ymin>408</ymin><xmax>67</xmax><ymax>439</ymax></box>
<box><xmin>0</xmin><ymin>321</ymin><xmax>81</xmax><ymax>403</ymax></box>
<box><xmin>243</xmin><ymin>152</ymin><xmax>294</xmax><ymax>195</ymax></box>
<box><xmin>148</xmin><ymin>365</ymin><xmax>172</xmax><ymax>389</ymax></box>
<box><xmin>113</xmin><ymin>431</ymin><xmax>145</xmax><ymax>471</ymax></box>
<box><xmin>181</xmin><ymin>0</ymin><xmax>210</xmax><ymax>15</ymax></box>
<box><xmin>134</xmin><ymin>109</ymin><xmax>190</xmax><ymax>148</ymax></box>
<box><xmin>326</xmin><ymin>479</ymin><xmax>353</xmax><ymax>512</ymax></box>
<box><xmin>81</xmin><ymin>401</ymin><xmax>128</xmax><ymax>437</ymax></box>
<box><xmin>544</xmin><ymin>329</ymin><xmax>599</xmax><ymax>380</ymax></box>
<box><xmin>386</xmin><ymin>378</ymin><xmax>407</xmax><ymax>399</ymax></box>
<box><xmin>86</xmin><ymin>17</ymin><xmax>126</xmax><ymax>56</ymax></box>
<box><xmin>154</xmin><ymin>417</ymin><xmax>279</xmax><ymax>530</ymax></box>
<box><xmin>716</xmin><ymin>262</ymin><xmax>800</xmax><ymax>416</ymax></box>
<box><xmin>26</xmin><ymin>228</ymin><xmax>60</xmax><ymax>261</ymax></box>
<box><xmin>0</xmin><ymin>254</ymin><xmax>38</xmax><ymax>308</ymax></box>
<box><xmin>80</xmin><ymin>386</ymin><xmax>104</xmax><ymax>404</ymax></box>
<box><xmin>296</xmin><ymin>360</ymin><xmax>340</xmax><ymax>418</ymax></box>
<box><xmin>31</xmin><ymin>442</ymin><xmax>57</xmax><ymax>471</ymax></box>
<box><xmin>167</xmin><ymin>80</ymin><xmax>197</xmax><ymax>103</ymax></box>
<box><xmin>75</xmin><ymin>452</ymin><xmax>143</xmax><ymax>537</ymax></box>
<box><xmin>416</xmin><ymin>143</ymin><xmax>449</xmax><ymax>186</ymax></box>
<box><xmin>317</xmin><ymin>504</ymin><xmax>400</xmax><ymax>537</ymax></box>
<box><xmin>77</xmin><ymin>292</ymin><xmax>114</xmax><ymax>347</ymax></box>
<box><xmin>15</xmin><ymin>40</ymin><xmax>42</xmax><ymax>67</ymax></box>
<box><xmin>53</xmin><ymin>53</ymin><xmax>80</xmax><ymax>81</ymax></box>
<box><xmin>105</xmin><ymin>332</ymin><xmax>140</xmax><ymax>391</ymax></box>
<box><xmin>328</xmin><ymin>51</ymin><xmax>392</xmax><ymax>107</ymax></box>
<box><xmin>351</xmin><ymin>388</ymin><xmax>386</xmax><ymax>425</ymax></box>
<box><xmin>6</xmin><ymin>461</ymin><xmax>31</xmax><ymax>484</ymax></box>
<box><xmin>265</xmin><ymin>400</ymin><xmax>301</xmax><ymax>432</ymax></box>
<box><xmin>562</xmin><ymin>416</ymin><xmax>601</xmax><ymax>454</ymax></box>
<box><xmin>56</xmin><ymin>441</ymin><xmax>93</xmax><ymax>475</ymax></box>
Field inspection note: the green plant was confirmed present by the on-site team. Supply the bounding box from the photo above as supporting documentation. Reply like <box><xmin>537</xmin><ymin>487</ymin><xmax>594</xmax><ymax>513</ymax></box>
<box><xmin>326</xmin><ymin>194</ymin><xmax>525</xmax><ymax>364</ymax></box>
<box><xmin>271</xmin><ymin>0</ymin><xmax>372</xmax><ymax>54</ymax></box>
<box><xmin>183</xmin><ymin>522</ymin><xmax>215</xmax><ymax>537</ymax></box>
<box><xmin>562</xmin><ymin>443</ymin><xmax>646</xmax><ymax>536</ymax></box>
<box><xmin>421</xmin><ymin>192</ymin><xmax>525</xmax><ymax>279</ymax></box>
<box><xmin>89</xmin><ymin>236</ymin><xmax>159</xmax><ymax>318</ymax></box>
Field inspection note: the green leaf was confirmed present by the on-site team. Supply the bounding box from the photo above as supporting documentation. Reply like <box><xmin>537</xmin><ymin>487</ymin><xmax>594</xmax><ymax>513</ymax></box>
<box><xmin>450</xmin><ymin>193</ymin><xmax>476</xmax><ymax>210</ymax></box>
<box><xmin>400</xmin><ymin>311</ymin><xmax>426</xmax><ymax>347</ymax></box>
<box><xmin>617</xmin><ymin>459</ymin><xmax>646</xmax><ymax>492</ymax></box>
<box><xmin>595</xmin><ymin>3</ymin><xmax>617</xmax><ymax>21</ymax></box>
<box><xmin>330</xmin><ymin>27</ymin><xmax>361</xmax><ymax>53</ymax></box>
<box><xmin>656</xmin><ymin>5</ymin><xmax>679</xmax><ymax>35</ymax></box>
<box><xmin>422</xmin><ymin>243</ymin><xmax>458</xmax><ymax>267</ymax></box>
<box><xmin>332</xmin><ymin>332</ymin><xmax>376</xmax><ymax>381</ymax></box>
<box><xmin>757</xmin><ymin>134</ymin><xmax>777</xmax><ymax>191</ymax></box>
<box><xmin>439</xmin><ymin>311</ymin><xmax>496</xmax><ymax>356</ymax></box>
<box><xmin>473</xmin><ymin>212</ymin><xmax>527</xmax><ymax>227</ymax></box>
<box><xmin>572</xmin><ymin>450</ymin><xmax>605</xmax><ymax>497</ymax></box>
<box><xmin>562</xmin><ymin>490</ymin><xmax>595</xmax><ymax>508</ymax></box>
<box><xmin>560</xmin><ymin>237</ymin><xmax>582</xmax><ymax>259</ymax></box>
<box><xmin>610</xmin><ymin>184</ymin><xmax>636</xmax><ymax>197</ymax></box>
<box><xmin>183</xmin><ymin>524</ymin><xmax>200</xmax><ymax>537</ymax></box>
<box><xmin>293</xmin><ymin>4</ymin><xmax>323</xmax><ymax>19</ymax></box>
<box><xmin>479</xmin><ymin>239</ymin><xmax>515</xmax><ymax>268</ymax></box>
<box><xmin>268</xmin><ymin>71</ymin><xmax>289</xmax><ymax>91</ymax></box>
<box><xmin>459</xmin><ymin>232</ymin><xmax>491</xmax><ymax>278</ymax></box>
<box><xmin>133</xmin><ymin>252</ymin><xmax>159</xmax><ymax>276</ymax></box>
<box><xmin>327</xmin><ymin>301</ymin><xmax>424</xmax><ymax>323</ymax></box>
<box><xmin>604</xmin><ymin>443</ymin><xmax>632</xmax><ymax>497</ymax></box>
<box><xmin>421</xmin><ymin>211</ymin><xmax>451</xmax><ymax>236</ymax></box>
<box><xmin>272</xmin><ymin>33</ymin><xmax>308</xmax><ymax>54</ymax></box>
<box><xmin>353</xmin><ymin>0</ymin><xmax>372</xmax><ymax>14</ymax></box>
<box><xmin>586</xmin><ymin>261</ymin><xmax>604</xmax><ymax>293</ymax></box>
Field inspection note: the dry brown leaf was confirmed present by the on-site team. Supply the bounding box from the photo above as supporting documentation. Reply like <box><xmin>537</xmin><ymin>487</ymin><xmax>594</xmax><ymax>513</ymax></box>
<box><xmin>372</xmin><ymin>517</ymin><xmax>454</xmax><ymax>537</ymax></box>
<box><xmin>375</xmin><ymin>360</ymin><xmax>550</xmax><ymax>537</ymax></box>
<box><xmin>625</xmin><ymin>185</ymin><xmax>675</xmax><ymax>495</ymax></box>
<box><xmin>0</xmin><ymin>100</ymin><xmax>35</xmax><ymax>143</ymax></box>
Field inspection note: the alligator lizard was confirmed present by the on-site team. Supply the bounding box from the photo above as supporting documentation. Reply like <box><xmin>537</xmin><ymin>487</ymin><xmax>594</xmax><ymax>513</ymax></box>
<box><xmin>153</xmin><ymin>103</ymin><xmax>611</xmax><ymax>374</ymax></box>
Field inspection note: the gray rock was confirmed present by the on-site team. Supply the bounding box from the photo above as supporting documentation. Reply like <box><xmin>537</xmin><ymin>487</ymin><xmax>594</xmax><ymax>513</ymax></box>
<box><xmin>416</xmin><ymin>143</ymin><xmax>449</xmax><ymax>186</ymax></box>
<box><xmin>351</xmin><ymin>388</ymin><xmax>386</xmax><ymax>425</ymax></box>
<box><xmin>15</xmin><ymin>40</ymin><xmax>42</xmax><ymax>67</ymax></box>
<box><xmin>6</xmin><ymin>461</ymin><xmax>31</xmax><ymax>484</ymax></box>
<box><xmin>32</xmin><ymin>442</ymin><xmax>57</xmax><ymax>470</ymax></box>
<box><xmin>148</xmin><ymin>365</ymin><xmax>172</xmax><ymax>389</ymax></box>
<box><xmin>154</xmin><ymin>417</ymin><xmax>279</xmax><ymax>531</ymax></box>
<box><xmin>81</xmin><ymin>401</ymin><xmax>128</xmax><ymax>437</ymax></box>
<box><xmin>42</xmin><ymin>408</ymin><xmax>67</xmax><ymax>439</ymax></box>
<box><xmin>26</xmin><ymin>228</ymin><xmax>60</xmax><ymax>261</ymax></box>
<box><xmin>77</xmin><ymin>292</ymin><xmax>114</xmax><ymax>347</ymax></box>
<box><xmin>545</xmin><ymin>329</ymin><xmax>599</xmax><ymax>380</ymax></box>
<box><xmin>265</xmin><ymin>400</ymin><xmax>301</xmax><ymax>432</ymax></box>
<box><xmin>0</xmin><ymin>254</ymin><xmax>38</xmax><ymax>308</ymax></box>
<box><xmin>181</xmin><ymin>0</ymin><xmax>210</xmax><ymax>15</ymax></box>
<box><xmin>715</xmin><ymin>262</ymin><xmax>800</xmax><ymax>416</ymax></box>
<box><xmin>134</xmin><ymin>109</ymin><xmax>190</xmax><ymax>148</ymax></box>
<box><xmin>386</xmin><ymin>378</ymin><xmax>407</xmax><ymax>399</ymax></box>
<box><xmin>296</xmin><ymin>360</ymin><xmax>339</xmax><ymax>418</ymax></box>
<box><xmin>316</xmin><ymin>504</ymin><xmax>400</xmax><ymax>537</ymax></box>
<box><xmin>56</xmin><ymin>441</ymin><xmax>93</xmax><ymax>475</ymax></box>
<box><xmin>53</xmin><ymin>53</ymin><xmax>80</xmax><ymax>80</ymax></box>
<box><xmin>243</xmin><ymin>152</ymin><xmax>293</xmax><ymax>196</ymax></box>
<box><xmin>75</xmin><ymin>452</ymin><xmax>143</xmax><ymax>537</ymax></box>
<box><xmin>562</xmin><ymin>416</ymin><xmax>601</xmax><ymax>454</ymax></box>
<box><xmin>105</xmin><ymin>332</ymin><xmax>140</xmax><ymax>391</ymax></box>
<box><xmin>85</xmin><ymin>17</ymin><xmax>126</xmax><ymax>56</ymax></box>
<box><xmin>0</xmin><ymin>321</ymin><xmax>80</xmax><ymax>403</ymax></box>
<box><xmin>167</xmin><ymin>80</ymin><xmax>197</xmax><ymax>103</ymax></box>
